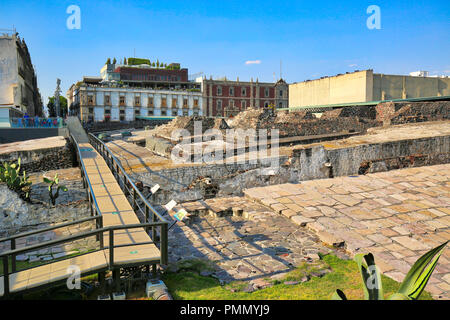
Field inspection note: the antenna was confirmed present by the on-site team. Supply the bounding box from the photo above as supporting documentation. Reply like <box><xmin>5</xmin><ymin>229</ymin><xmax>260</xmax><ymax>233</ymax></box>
<box><xmin>280</xmin><ymin>60</ymin><xmax>282</xmax><ymax>80</ymax></box>
<box><xmin>273</xmin><ymin>72</ymin><xmax>276</xmax><ymax>82</ymax></box>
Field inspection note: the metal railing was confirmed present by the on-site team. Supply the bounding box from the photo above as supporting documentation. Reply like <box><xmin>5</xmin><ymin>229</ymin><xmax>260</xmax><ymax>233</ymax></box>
<box><xmin>9</xmin><ymin>117</ymin><xmax>67</xmax><ymax>128</ymax></box>
<box><xmin>0</xmin><ymin>221</ymin><xmax>165</xmax><ymax>296</ymax></box>
<box><xmin>87</xmin><ymin>132</ymin><xmax>168</xmax><ymax>263</ymax></box>
<box><xmin>0</xmin><ymin>134</ymin><xmax>169</xmax><ymax>297</ymax></box>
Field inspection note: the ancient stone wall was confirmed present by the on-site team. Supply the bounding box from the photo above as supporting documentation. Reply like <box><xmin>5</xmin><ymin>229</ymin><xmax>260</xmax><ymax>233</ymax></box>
<box><xmin>135</xmin><ymin>132</ymin><xmax>450</xmax><ymax>205</ymax></box>
<box><xmin>0</xmin><ymin>137</ymin><xmax>76</xmax><ymax>173</ymax></box>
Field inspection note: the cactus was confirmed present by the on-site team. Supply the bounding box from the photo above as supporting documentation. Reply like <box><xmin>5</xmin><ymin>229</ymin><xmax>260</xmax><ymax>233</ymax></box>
<box><xmin>0</xmin><ymin>158</ymin><xmax>32</xmax><ymax>201</ymax></box>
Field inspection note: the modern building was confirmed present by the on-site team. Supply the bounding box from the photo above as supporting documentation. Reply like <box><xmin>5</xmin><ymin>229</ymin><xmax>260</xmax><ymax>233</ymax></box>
<box><xmin>197</xmin><ymin>76</ymin><xmax>289</xmax><ymax>117</ymax></box>
<box><xmin>289</xmin><ymin>69</ymin><xmax>450</xmax><ymax>108</ymax></box>
<box><xmin>0</xmin><ymin>30</ymin><xmax>43</xmax><ymax>126</ymax></box>
<box><xmin>68</xmin><ymin>60</ymin><xmax>202</xmax><ymax>123</ymax></box>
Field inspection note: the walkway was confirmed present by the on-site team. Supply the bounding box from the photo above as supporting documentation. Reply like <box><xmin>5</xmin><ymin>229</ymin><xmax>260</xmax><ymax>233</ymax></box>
<box><xmin>244</xmin><ymin>164</ymin><xmax>450</xmax><ymax>299</ymax></box>
<box><xmin>0</xmin><ymin>141</ymin><xmax>161</xmax><ymax>297</ymax></box>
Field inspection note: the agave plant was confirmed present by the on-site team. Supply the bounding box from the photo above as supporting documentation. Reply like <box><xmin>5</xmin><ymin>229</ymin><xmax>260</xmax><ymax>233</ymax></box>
<box><xmin>0</xmin><ymin>158</ymin><xmax>32</xmax><ymax>200</ymax></box>
<box><xmin>43</xmin><ymin>173</ymin><xmax>68</xmax><ymax>205</ymax></box>
<box><xmin>332</xmin><ymin>241</ymin><xmax>448</xmax><ymax>300</ymax></box>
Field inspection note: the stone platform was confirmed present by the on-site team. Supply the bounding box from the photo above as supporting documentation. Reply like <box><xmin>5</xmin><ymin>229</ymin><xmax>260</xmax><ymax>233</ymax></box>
<box><xmin>243</xmin><ymin>164</ymin><xmax>450</xmax><ymax>299</ymax></box>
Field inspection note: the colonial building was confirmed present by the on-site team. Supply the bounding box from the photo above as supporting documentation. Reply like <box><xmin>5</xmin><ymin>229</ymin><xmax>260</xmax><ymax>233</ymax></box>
<box><xmin>67</xmin><ymin>78</ymin><xmax>202</xmax><ymax>123</ymax></box>
<box><xmin>68</xmin><ymin>60</ymin><xmax>203</xmax><ymax>123</ymax></box>
<box><xmin>197</xmin><ymin>77</ymin><xmax>289</xmax><ymax>117</ymax></box>
<box><xmin>0</xmin><ymin>31</ymin><xmax>43</xmax><ymax>126</ymax></box>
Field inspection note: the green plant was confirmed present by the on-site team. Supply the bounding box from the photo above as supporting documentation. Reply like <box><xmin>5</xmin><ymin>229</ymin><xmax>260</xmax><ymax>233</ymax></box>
<box><xmin>43</xmin><ymin>173</ymin><xmax>68</xmax><ymax>206</ymax></box>
<box><xmin>0</xmin><ymin>158</ymin><xmax>32</xmax><ymax>200</ymax></box>
<box><xmin>332</xmin><ymin>241</ymin><xmax>448</xmax><ymax>300</ymax></box>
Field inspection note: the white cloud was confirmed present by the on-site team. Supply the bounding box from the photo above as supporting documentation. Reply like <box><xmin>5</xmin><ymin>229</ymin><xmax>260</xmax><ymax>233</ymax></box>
<box><xmin>348</xmin><ymin>64</ymin><xmax>358</xmax><ymax>67</ymax></box>
<box><xmin>245</xmin><ymin>60</ymin><xmax>261</xmax><ymax>65</ymax></box>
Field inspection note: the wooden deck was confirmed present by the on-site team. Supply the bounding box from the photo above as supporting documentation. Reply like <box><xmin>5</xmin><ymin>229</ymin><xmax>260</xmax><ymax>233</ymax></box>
<box><xmin>1</xmin><ymin>142</ymin><xmax>160</xmax><ymax>297</ymax></box>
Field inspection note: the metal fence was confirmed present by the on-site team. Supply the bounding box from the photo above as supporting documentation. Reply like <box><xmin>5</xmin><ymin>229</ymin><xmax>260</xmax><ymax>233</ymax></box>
<box><xmin>9</xmin><ymin>117</ymin><xmax>67</xmax><ymax>128</ymax></box>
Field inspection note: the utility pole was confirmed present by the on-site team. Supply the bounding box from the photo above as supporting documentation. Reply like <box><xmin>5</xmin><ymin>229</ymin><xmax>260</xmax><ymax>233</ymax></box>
<box><xmin>55</xmin><ymin>78</ymin><xmax>61</xmax><ymax>118</ymax></box>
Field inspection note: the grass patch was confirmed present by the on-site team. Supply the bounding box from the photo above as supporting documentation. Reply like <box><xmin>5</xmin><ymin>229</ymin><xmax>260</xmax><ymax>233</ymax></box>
<box><xmin>161</xmin><ymin>254</ymin><xmax>434</xmax><ymax>300</ymax></box>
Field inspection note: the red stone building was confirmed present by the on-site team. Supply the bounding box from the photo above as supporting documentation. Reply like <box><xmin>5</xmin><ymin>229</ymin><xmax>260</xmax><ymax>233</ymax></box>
<box><xmin>198</xmin><ymin>77</ymin><xmax>288</xmax><ymax>117</ymax></box>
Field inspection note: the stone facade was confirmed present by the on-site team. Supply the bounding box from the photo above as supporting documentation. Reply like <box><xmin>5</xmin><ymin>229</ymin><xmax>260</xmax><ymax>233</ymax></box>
<box><xmin>0</xmin><ymin>31</ymin><xmax>43</xmax><ymax>124</ymax></box>
<box><xmin>289</xmin><ymin>69</ymin><xmax>450</xmax><ymax>108</ymax></box>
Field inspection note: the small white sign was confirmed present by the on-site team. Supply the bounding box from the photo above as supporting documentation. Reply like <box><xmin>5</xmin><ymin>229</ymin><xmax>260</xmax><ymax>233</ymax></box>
<box><xmin>164</xmin><ymin>200</ymin><xmax>177</xmax><ymax>211</ymax></box>
<box><xmin>150</xmin><ymin>184</ymin><xmax>160</xmax><ymax>194</ymax></box>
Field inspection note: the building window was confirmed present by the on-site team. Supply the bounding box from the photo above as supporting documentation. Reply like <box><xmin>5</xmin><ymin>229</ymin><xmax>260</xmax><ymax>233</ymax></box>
<box><xmin>88</xmin><ymin>95</ymin><xmax>94</xmax><ymax>105</ymax></box>
<box><xmin>217</xmin><ymin>100</ymin><xmax>222</xmax><ymax>111</ymax></box>
<box><xmin>229</xmin><ymin>87</ymin><xmax>234</xmax><ymax>96</ymax></box>
<box><xmin>148</xmin><ymin>108</ymin><xmax>154</xmax><ymax>116</ymax></box>
<box><xmin>161</xmin><ymin>108</ymin><xmax>167</xmax><ymax>116</ymax></box>
<box><xmin>279</xmin><ymin>102</ymin><xmax>283</xmax><ymax>108</ymax></box>
<box><xmin>241</xmin><ymin>88</ymin><xmax>246</xmax><ymax>96</ymax></box>
<box><xmin>120</xmin><ymin>115</ymin><xmax>125</xmax><ymax>121</ymax></box>
<box><xmin>264</xmin><ymin>88</ymin><xmax>269</xmax><ymax>97</ymax></box>
<box><xmin>279</xmin><ymin>90</ymin><xmax>283</xmax><ymax>98</ymax></box>
<box><xmin>105</xmin><ymin>95</ymin><xmax>111</xmax><ymax>105</ymax></box>
<box><xmin>183</xmin><ymin>109</ymin><xmax>189</xmax><ymax>116</ymax></box>
<box><xmin>217</xmin><ymin>86</ymin><xmax>222</xmax><ymax>96</ymax></box>
<box><xmin>148</xmin><ymin>97</ymin><xmax>154</xmax><ymax>107</ymax></box>
<box><xmin>172</xmin><ymin>98</ymin><xmax>178</xmax><ymax>108</ymax></box>
<box><xmin>105</xmin><ymin>109</ymin><xmax>111</xmax><ymax>114</ymax></box>
<box><xmin>88</xmin><ymin>107</ymin><xmax>93</xmax><ymax>114</ymax></box>
<box><xmin>193</xmin><ymin>99</ymin><xmax>199</xmax><ymax>108</ymax></box>
<box><xmin>134</xmin><ymin>96</ymin><xmax>141</xmax><ymax>106</ymax></box>
<box><xmin>229</xmin><ymin>100</ymin><xmax>234</xmax><ymax>108</ymax></box>
<box><xmin>264</xmin><ymin>101</ymin><xmax>269</xmax><ymax>108</ymax></box>
<box><xmin>183</xmin><ymin>98</ymin><xmax>188</xmax><ymax>108</ymax></box>
<box><xmin>161</xmin><ymin>98</ymin><xmax>167</xmax><ymax>107</ymax></box>
<box><xmin>119</xmin><ymin>96</ymin><xmax>125</xmax><ymax>106</ymax></box>
<box><xmin>241</xmin><ymin>100</ymin><xmax>246</xmax><ymax>109</ymax></box>
<box><xmin>172</xmin><ymin>108</ymin><xmax>179</xmax><ymax>116</ymax></box>
<box><xmin>135</xmin><ymin>109</ymin><xmax>140</xmax><ymax>115</ymax></box>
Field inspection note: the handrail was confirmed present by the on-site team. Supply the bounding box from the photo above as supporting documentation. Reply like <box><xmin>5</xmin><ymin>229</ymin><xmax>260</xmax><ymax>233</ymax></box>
<box><xmin>88</xmin><ymin>133</ymin><xmax>168</xmax><ymax>224</ymax></box>
<box><xmin>0</xmin><ymin>221</ymin><xmax>166</xmax><ymax>258</ymax></box>
<box><xmin>0</xmin><ymin>215</ymin><xmax>101</xmax><ymax>244</ymax></box>
<box><xmin>1</xmin><ymin>221</ymin><xmax>168</xmax><ymax>296</ymax></box>
<box><xmin>70</xmin><ymin>133</ymin><xmax>103</xmax><ymax>220</ymax></box>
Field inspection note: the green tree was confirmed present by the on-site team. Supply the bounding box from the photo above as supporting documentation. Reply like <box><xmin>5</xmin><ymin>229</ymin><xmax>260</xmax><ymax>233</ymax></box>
<box><xmin>106</xmin><ymin>58</ymin><xmax>111</xmax><ymax>64</ymax></box>
<box><xmin>124</xmin><ymin>57</ymin><xmax>127</xmax><ymax>65</ymax></box>
<box><xmin>113</xmin><ymin>57</ymin><xmax>117</xmax><ymax>64</ymax></box>
<box><xmin>47</xmin><ymin>96</ymin><xmax>68</xmax><ymax>118</ymax></box>
<box><xmin>156</xmin><ymin>59</ymin><xmax>160</xmax><ymax>68</ymax></box>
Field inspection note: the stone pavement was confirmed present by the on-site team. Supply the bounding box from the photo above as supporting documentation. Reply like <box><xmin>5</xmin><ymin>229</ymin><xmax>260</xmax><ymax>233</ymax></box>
<box><xmin>168</xmin><ymin>198</ymin><xmax>347</xmax><ymax>291</ymax></box>
<box><xmin>243</xmin><ymin>163</ymin><xmax>450</xmax><ymax>299</ymax></box>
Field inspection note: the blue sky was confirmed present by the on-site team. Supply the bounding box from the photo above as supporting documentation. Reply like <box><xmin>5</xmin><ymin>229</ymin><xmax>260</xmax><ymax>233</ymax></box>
<box><xmin>1</xmin><ymin>0</ymin><xmax>449</xmax><ymax>108</ymax></box>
